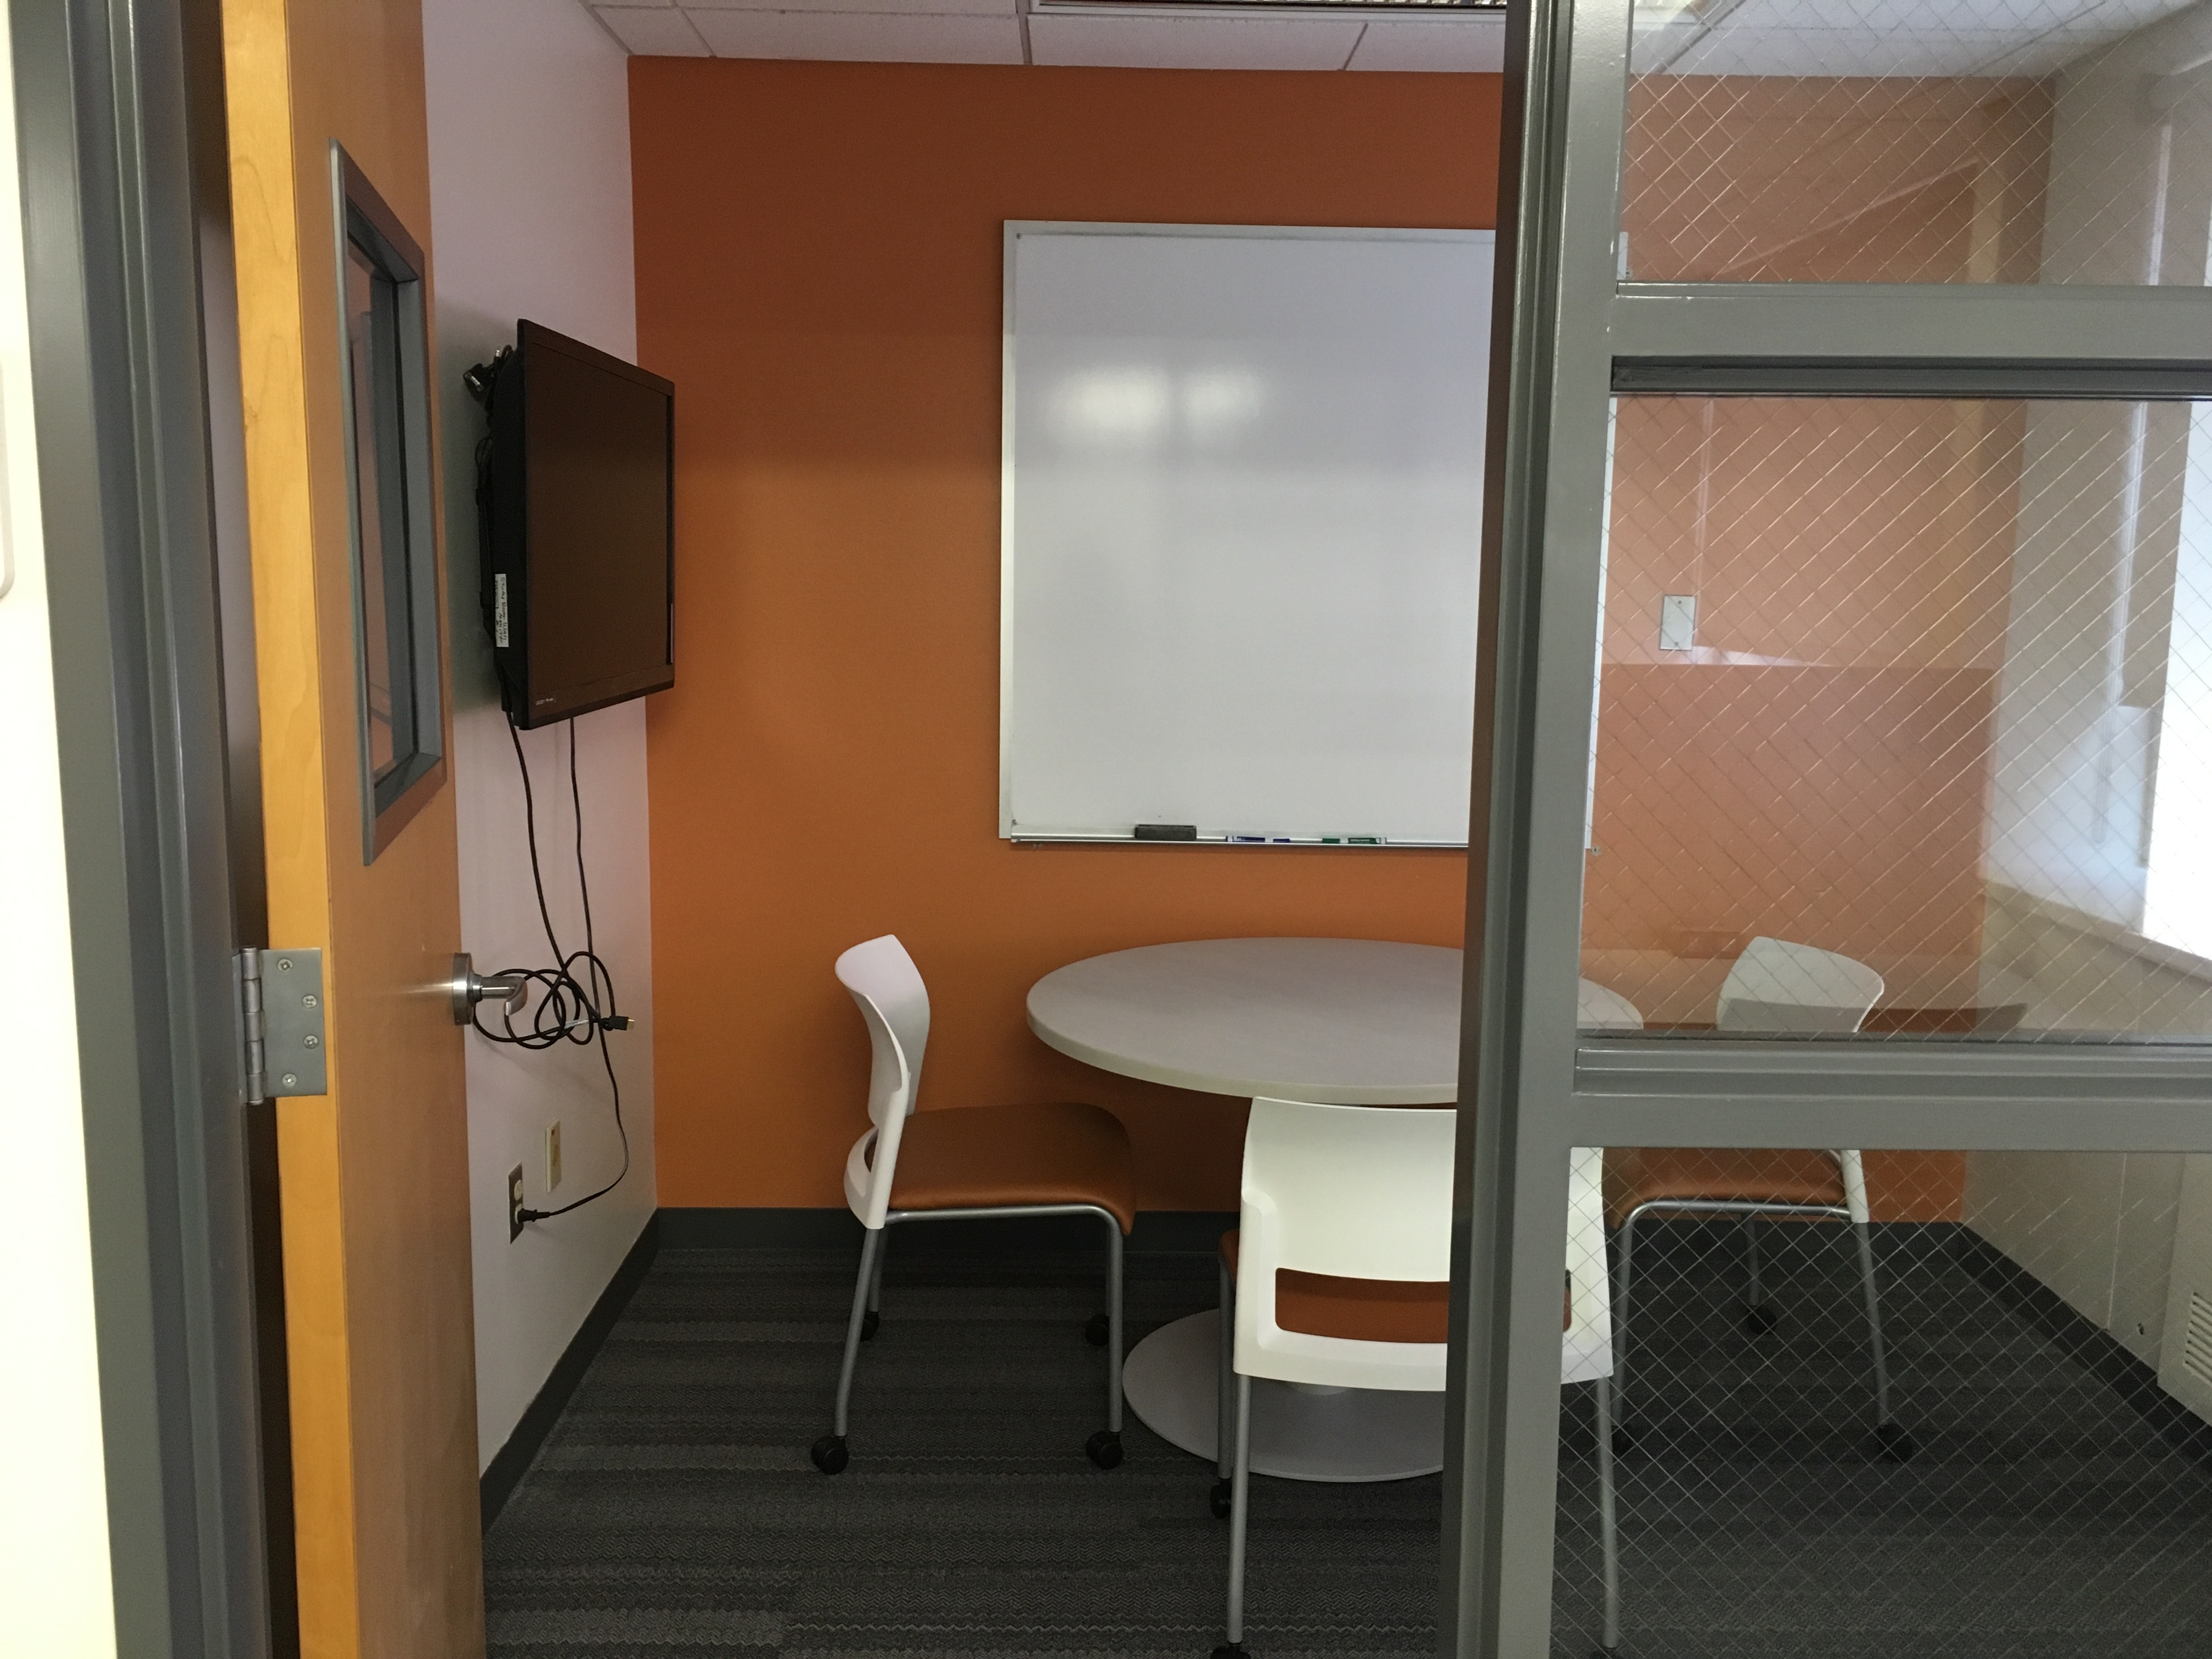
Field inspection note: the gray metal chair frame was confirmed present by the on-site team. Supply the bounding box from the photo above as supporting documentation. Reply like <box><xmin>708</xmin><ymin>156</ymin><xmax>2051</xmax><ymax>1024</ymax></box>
<box><xmin>1612</xmin><ymin>1194</ymin><xmax>1897</xmax><ymax>1442</ymax></box>
<box><xmin>827</xmin><ymin>1199</ymin><xmax>1124</xmax><ymax>1453</ymax></box>
<box><xmin>1212</xmin><ymin>1245</ymin><xmax>1623</xmax><ymax>1652</ymax></box>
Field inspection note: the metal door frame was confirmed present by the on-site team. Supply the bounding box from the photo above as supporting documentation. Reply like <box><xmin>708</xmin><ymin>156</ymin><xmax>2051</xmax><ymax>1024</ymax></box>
<box><xmin>1443</xmin><ymin>1</ymin><xmax>2212</xmax><ymax>1653</ymax></box>
<box><xmin>13</xmin><ymin>0</ymin><xmax>277</xmax><ymax>1654</ymax></box>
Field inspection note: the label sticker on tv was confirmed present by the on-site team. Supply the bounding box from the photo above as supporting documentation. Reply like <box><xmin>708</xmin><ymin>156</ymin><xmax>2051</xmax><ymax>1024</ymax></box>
<box><xmin>494</xmin><ymin>572</ymin><xmax>509</xmax><ymax>647</ymax></box>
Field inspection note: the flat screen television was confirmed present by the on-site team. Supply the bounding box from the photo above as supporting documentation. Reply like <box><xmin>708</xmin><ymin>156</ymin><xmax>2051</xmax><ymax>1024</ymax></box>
<box><xmin>474</xmin><ymin>320</ymin><xmax>674</xmax><ymax>729</ymax></box>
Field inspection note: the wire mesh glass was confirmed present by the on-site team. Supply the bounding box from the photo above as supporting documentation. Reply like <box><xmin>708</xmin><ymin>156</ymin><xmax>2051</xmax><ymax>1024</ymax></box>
<box><xmin>1555</xmin><ymin>1143</ymin><xmax>2212</xmax><ymax>1657</ymax></box>
<box><xmin>1581</xmin><ymin>396</ymin><xmax>2212</xmax><ymax>1041</ymax></box>
<box><xmin>1620</xmin><ymin>0</ymin><xmax>2212</xmax><ymax>285</ymax></box>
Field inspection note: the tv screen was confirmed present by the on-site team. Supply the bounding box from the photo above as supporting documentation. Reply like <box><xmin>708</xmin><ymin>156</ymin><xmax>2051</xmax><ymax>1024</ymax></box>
<box><xmin>479</xmin><ymin>320</ymin><xmax>674</xmax><ymax>728</ymax></box>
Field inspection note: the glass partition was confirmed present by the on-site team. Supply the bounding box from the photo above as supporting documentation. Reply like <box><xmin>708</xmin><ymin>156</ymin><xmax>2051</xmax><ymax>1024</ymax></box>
<box><xmin>1621</xmin><ymin>0</ymin><xmax>2212</xmax><ymax>285</ymax></box>
<box><xmin>1554</xmin><ymin>1142</ymin><xmax>2212</xmax><ymax>1657</ymax></box>
<box><xmin>1582</xmin><ymin>394</ymin><xmax>2212</xmax><ymax>1041</ymax></box>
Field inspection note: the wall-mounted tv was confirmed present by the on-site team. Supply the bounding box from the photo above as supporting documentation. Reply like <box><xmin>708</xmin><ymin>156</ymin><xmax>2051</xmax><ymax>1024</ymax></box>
<box><xmin>472</xmin><ymin>320</ymin><xmax>674</xmax><ymax>729</ymax></box>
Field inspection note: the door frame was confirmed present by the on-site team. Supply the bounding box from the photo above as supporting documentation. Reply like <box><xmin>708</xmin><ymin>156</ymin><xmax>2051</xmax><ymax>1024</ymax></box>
<box><xmin>13</xmin><ymin>0</ymin><xmax>276</xmax><ymax>1653</ymax></box>
<box><xmin>1445</xmin><ymin>1</ymin><xmax>2212</xmax><ymax>1654</ymax></box>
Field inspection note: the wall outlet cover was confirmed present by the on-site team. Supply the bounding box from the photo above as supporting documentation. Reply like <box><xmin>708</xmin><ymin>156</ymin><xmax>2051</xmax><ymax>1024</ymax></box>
<box><xmin>508</xmin><ymin>1165</ymin><xmax>526</xmax><ymax>1242</ymax></box>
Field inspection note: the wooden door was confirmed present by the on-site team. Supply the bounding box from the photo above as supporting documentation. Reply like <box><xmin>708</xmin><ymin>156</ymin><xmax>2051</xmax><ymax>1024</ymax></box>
<box><xmin>222</xmin><ymin>1</ymin><xmax>484</xmax><ymax>1654</ymax></box>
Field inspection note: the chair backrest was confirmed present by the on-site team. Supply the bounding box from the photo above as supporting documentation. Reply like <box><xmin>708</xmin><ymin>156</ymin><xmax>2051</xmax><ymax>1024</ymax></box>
<box><xmin>834</xmin><ymin>935</ymin><xmax>932</xmax><ymax>1228</ymax></box>
<box><xmin>1577</xmin><ymin>978</ymin><xmax>1644</xmax><ymax>1031</ymax></box>
<box><xmin>1562</xmin><ymin>1146</ymin><xmax>1612</xmax><ymax>1385</ymax></box>
<box><xmin>1232</xmin><ymin>1100</ymin><xmax>1616</xmax><ymax>1392</ymax></box>
<box><xmin>1716</xmin><ymin>936</ymin><xmax>1883</xmax><ymax>1034</ymax></box>
<box><xmin>1233</xmin><ymin>1098</ymin><xmax>1457</xmax><ymax>1390</ymax></box>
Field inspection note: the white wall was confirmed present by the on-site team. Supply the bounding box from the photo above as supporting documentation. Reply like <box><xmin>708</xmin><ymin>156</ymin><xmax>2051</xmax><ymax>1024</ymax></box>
<box><xmin>0</xmin><ymin>0</ymin><xmax>118</xmax><ymax>1638</ymax></box>
<box><xmin>1967</xmin><ymin>1</ymin><xmax>2212</xmax><ymax>1386</ymax></box>
<box><xmin>423</xmin><ymin>0</ymin><xmax>658</xmax><ymax>1470</ymax></box>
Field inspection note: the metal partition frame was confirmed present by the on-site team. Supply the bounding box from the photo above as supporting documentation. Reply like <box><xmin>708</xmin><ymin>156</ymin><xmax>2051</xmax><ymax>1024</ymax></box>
<box><xmin>1441</xmin><ymin>2</ymin><xmax>2212</xmax><ymax>1654</ymax></box>
<box><xmin>14</xmin><ymin>0</ymin><xmax>275</xmax><ymax>1653</ymax></box>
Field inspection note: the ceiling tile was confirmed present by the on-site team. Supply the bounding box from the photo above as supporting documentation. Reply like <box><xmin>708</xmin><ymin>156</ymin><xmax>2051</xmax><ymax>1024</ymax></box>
<box><xmin>686</xmin><ymin>0</ymin><xmax>1012</xmax><ymax>15</ymax></box>
<box><xmin>1027</xmin><ymin>13</ymin><xmax>1364</xmax><ymax>69</ymax></box>
<box><xmin>686</xmin><ymin>7</ymin><xmax>1024</xmax><ymax>61</ymax></box>
<box><xmin>595</xmin><ymin>5</ymin><xmax>712</xmax><ymax>53</ymax></box>
<box><xmin>1346</xmin><ymin>17</ymin><xmax>1504</xmax><ymax>71</ymax></box>
<box><xmin>1667</xmin><ymin>26</ymin><xmax>2063</xmax><ymax>75</ymax></box>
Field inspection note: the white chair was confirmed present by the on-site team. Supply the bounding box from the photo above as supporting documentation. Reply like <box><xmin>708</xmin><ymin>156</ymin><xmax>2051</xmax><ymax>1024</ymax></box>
<box><xmin>1211</xmin><ymin>1099</ymin><xmax>1621</xmax><ymax>1657</ymax></box>
<box><xmin>1608</xmin><ymin>936</ymin><xmax>1910</xmax><ymax>1457</ymax></box>
<box><xmin>812</xmin><ymin>935</ymin><xmax>1135</xmax><ymax>1475</ymax></box>
<box><xmin>1578</xmin><ymin>976</ymin><xmax>1646</xmax><ymax>1032</ymax></box>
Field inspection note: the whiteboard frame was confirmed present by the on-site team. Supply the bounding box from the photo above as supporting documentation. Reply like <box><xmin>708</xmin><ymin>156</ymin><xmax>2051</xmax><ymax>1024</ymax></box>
<box><xmin>998</xmin><ymin>219</ymin><xmax>1495</xmax><ymax>848</ymax></box>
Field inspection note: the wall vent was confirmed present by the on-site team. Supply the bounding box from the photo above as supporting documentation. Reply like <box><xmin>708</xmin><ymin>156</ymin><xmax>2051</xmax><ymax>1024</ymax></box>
<box><xmin>2185</xmin><ymin>1291</ymin><xmax>2212</xmax><ymax>1390</ymax></box>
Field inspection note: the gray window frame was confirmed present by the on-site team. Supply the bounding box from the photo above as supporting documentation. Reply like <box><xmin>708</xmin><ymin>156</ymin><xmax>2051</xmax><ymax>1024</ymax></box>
<box><xmin>331</xmin><ymin>143</ymin><xmax>443</xmax><ymax>863</ymax></box>
<box><xmin>1444</xmin><ymin>3</ymin><xmax>2212</xmax><ymax>1654</ymax></box>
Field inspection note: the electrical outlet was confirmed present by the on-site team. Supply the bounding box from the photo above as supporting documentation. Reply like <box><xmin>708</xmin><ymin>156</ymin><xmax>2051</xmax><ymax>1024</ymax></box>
<box><xmin>507</xmin><ymin>1165</ymin><xmax>526</xmax><ymax>1241</ymax></box>
<box><xmin>546</xmin><ymin>1120</ymin><xmax>563</xmax><ymax>1192</ymax></box>
<box><xmin>1659</xmin><ymin>593</ymin><xmax>1697</xmax><ymax>652</ymax></box>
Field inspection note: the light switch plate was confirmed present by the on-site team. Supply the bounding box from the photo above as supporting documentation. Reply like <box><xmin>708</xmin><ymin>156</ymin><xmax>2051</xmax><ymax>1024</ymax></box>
<box><xmin>1660</xmin><ymin>594</ymin><xmax>1697</xmax><ymax>653</ymax></box>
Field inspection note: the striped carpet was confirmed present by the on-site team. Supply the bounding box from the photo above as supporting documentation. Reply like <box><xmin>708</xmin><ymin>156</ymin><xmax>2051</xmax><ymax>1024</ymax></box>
<box><xmin>483</xmin><ymin>1226</ymin><xmax>2212</xmax><ymax>1658</ymax></box>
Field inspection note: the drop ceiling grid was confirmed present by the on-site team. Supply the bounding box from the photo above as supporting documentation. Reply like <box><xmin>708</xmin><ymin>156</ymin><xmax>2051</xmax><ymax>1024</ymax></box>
<box><xmin>588</xmin><ymin>0</ymin><xmax>1508</xmax><ymax>70</ymax></box>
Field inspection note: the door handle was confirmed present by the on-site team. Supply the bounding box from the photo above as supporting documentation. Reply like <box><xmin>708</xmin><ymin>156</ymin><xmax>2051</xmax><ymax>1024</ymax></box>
<box><xmin>450</xmin><ymin>952</ymin><xmax>529</xmax><ymax>1024</ymax></box>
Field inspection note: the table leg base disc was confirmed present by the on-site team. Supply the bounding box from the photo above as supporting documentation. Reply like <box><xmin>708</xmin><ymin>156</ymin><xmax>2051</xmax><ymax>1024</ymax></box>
<box><xmin>1123</xmin><ymin>1310</ymin><xmax>1444</xmax><ymax>1483</ymax></box>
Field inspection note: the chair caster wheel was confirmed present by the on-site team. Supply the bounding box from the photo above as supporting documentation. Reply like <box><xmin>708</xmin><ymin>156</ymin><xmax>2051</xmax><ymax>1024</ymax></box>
<box><xmin>1210</xmin><ymin>1478</ymin><xmax>1233</xmax><ymax>1518</ymax></box>
<box><xmin>810</xmin><ymin>1435</ymin><xmax>849</xmax><ymax>1475</ymax></box>
<box><xmin>1610</xmin><ymin>1425</ymin><xmax>1635</xmax><ymax>1457</ymax></box>
<box><xmin>1086</xmin><ymin>1312</ymin><xmax>1111</xmax><ymax>1346</ymax></box>
<box><xmin>1087</xmin><ymin>1430</ymin><xmax>1124</xmax><ymax>1469</ymax></box>
<box><xmin>1211</xmin><ymin>1645</ymin><xmax>1246</xmax><ymax>1659</ymax></box>
<box><xmin>861</xmin><ymin>1311</ymin><xmax>880</xmax><ymax>1341</ymax></box>
<box><xmin>1742</xmin><ymin>1302</ymin><xmax>1779</xmax><ymax>1335</ymax></box>
<box><xmin>1875</xmin><ymin>1420</ymin><xmax>1917</xmax><ymax>1462</ymax></box>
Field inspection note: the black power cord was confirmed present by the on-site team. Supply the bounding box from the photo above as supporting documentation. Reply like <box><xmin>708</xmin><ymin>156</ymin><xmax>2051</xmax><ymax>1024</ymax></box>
<box><xmin>469</xmin><ymin>714</ymin><xmax>631</xmax><ymax>1223</ymax></box>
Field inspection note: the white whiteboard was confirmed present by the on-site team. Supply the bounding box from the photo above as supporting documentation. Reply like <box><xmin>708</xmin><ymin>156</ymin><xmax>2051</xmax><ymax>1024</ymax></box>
<box><xmin>1001</xmin><ymin>222</ymin><xmax>1493</xmax><ymax>846</ymax></box>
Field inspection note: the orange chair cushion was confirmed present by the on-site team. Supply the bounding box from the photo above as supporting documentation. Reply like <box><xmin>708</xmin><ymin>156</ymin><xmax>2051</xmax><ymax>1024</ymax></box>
<box><xmin>1603</xmin><ymin>1147</ymin><xmax>1844</xmax><ymax>1231</ymax></box>
<box><xmin>889</xmin><ymin>1101</ymin><xmax>1136</xmax><ymax>1234</ymax></box>
<box><xmin>1219</xmin><ymin>1232</ymin><xmax>1450</xmax><ymax>1345</ymax></box>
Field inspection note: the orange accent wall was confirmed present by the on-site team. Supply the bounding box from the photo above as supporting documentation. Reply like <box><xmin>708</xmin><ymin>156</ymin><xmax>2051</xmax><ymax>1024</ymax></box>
<box><xmin>631</xmin><ymin>61</ymin><xmax>1493</xmax><ymax>1212</ymax></box>
<box><xmin>631</xmin><ymin>60</ymin><xmax>1982</xmax><ymax>1224</ymax></box>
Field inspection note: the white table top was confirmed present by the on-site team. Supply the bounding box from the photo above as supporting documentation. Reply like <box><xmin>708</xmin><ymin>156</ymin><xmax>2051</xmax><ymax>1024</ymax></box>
<box><xmin>1027</xmin><ymin>938</ymin><xmax>1462</xmax><ymax>1105</ymax></box>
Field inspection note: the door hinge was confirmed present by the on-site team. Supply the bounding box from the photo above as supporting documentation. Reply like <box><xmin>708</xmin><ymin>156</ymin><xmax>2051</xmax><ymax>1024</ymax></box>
<box><xmin>238</xmin><ymin>947</ymin><xmax>326</xmax><ymax>1103</ymax></box>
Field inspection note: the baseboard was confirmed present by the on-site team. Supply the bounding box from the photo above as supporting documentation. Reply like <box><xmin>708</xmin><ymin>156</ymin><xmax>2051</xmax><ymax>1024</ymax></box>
<box><xmin>1951</xmin><ymin>1225</ymin><xmax>2212</xmax><ymax>1463</ymax></box>
<box><xmin>657</xmin><ymin>1205</ymin><xmax>1237</xmax><ymax>1255</ymax></box>
<box><xmin>479</xmin><ymin>1214</ymin><xmax>660</xmax><ymax>1531</ymax></box>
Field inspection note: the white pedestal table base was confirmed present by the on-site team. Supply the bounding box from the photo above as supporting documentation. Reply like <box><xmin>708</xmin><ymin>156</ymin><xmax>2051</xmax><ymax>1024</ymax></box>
<box><xmin>1121</xmin><ymin>1310</ymin><xmax>1444</xmax><ymax>1482</ymax></box>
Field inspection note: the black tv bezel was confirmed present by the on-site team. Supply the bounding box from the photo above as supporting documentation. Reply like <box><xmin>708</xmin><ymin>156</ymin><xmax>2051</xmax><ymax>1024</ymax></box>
<box><xmin>486</xmin><ymin>319</ymin><xmax>675</xmax><ymax>730</ymax></box>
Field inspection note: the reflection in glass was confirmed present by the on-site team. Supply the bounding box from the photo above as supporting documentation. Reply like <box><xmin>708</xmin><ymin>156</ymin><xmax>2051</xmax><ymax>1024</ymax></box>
<box><xmin>345</xmin><ymin>234</ymin><xmax>416</xmax><ymax>786</ymax></box>
<box><xmin>1582</xmin><ymin>396</ymin><xmax>2212</xmax><ymax>1042</ymax></box>
<box><xmin>1620</xmin><ymin>0</ymin><xmax>2212</xmax><ymax>286</ymax></box>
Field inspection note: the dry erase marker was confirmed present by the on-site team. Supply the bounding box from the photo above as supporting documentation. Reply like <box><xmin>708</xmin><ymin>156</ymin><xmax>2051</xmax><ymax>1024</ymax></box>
<box><xmin>1228</xmin><ymin>834</ymin><xmax>1272</xmax><ymax>844</ymax></box>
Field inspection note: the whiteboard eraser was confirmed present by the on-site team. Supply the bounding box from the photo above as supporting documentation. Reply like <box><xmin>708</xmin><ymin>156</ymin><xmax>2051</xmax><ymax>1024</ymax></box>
<box><xmin>1134</xmin><ymin>823</ymin><xmax>1198</xmax><ymax>841</ymax></box>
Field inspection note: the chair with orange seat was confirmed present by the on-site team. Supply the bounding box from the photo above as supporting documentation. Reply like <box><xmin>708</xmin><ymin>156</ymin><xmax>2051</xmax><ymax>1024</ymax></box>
<box><xmin>1210</xmin><ymin>1098</ymin><xmax>1621</xmax><ymax>1656</ymax></box>
<box><xmin>810</xmin><ymin>934</ymin><xmax>1135</xmax><ymax>1475</ymax></box>
<box><xmin>1606</xmin><ymin>936</ymin><xmax>1911</xmax><ymax>1458</ymax></box>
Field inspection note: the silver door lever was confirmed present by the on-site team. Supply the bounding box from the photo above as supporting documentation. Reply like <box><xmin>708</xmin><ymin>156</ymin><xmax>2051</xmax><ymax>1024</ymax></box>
<box><xmin>451</xmin><ymin>952</ymin><xmax>529</xmax><ymax>1025</ymax></box>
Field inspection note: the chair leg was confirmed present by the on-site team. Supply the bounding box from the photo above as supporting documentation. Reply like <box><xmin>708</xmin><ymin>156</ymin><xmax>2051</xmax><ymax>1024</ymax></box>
<box><xmin>1212</xmin><ymin>1254</ymin><xmax>1234</xmax><ymax>1516</ymax></box>
<box><xmin>1854</xmin><ymin>1219</ymin><xmax>1913</xmax><ymax>1457</ymax></box>
<box><xmin>811</xmin><ymin>1226</ymin><xmax>882</xmax><ymax>1474</ymax></box>
<box><xmin>1594</xmin><ymin>1374</ymin><xmax>1621</xmax><ymax>1655</ymax></box>
<box><xmin>1742</xmin><ymin>1213</ymin><xmax>1775</xmax><ymax>1334</ymax></box>
<box><xmin>1610</xmin><ymin>1213</ymin><xmax>1639</xmax><ymax>1446</ymax></box>
<box><xmin>862</xmin><ymin>1225</ymin><xmax>885</xmax><ymax>1340</ymax></box>
<box><xmin>1086</xmin><ymin>1217</ymin><xmax>1125</xmax><ymax>1469</ymax></box>
<box><xmin>1216</xmin><ymin>1372</ymin><xmax>1252</xmax><ymax>1659</ymax></box>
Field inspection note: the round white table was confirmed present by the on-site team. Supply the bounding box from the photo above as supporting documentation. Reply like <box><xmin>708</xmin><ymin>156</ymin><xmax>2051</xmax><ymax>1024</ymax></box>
<box><xmin>1028</xmin><ymin>937</ymin><xmax>1462</xmax><ymax>1482</ymax></box>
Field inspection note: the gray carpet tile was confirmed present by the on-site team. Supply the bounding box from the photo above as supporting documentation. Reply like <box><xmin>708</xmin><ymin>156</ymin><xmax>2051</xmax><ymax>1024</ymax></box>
<box><xmin>484</xmin><ymin>1227</ymin><xmax>2212</xmax><ymax>1659</ymax></box>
